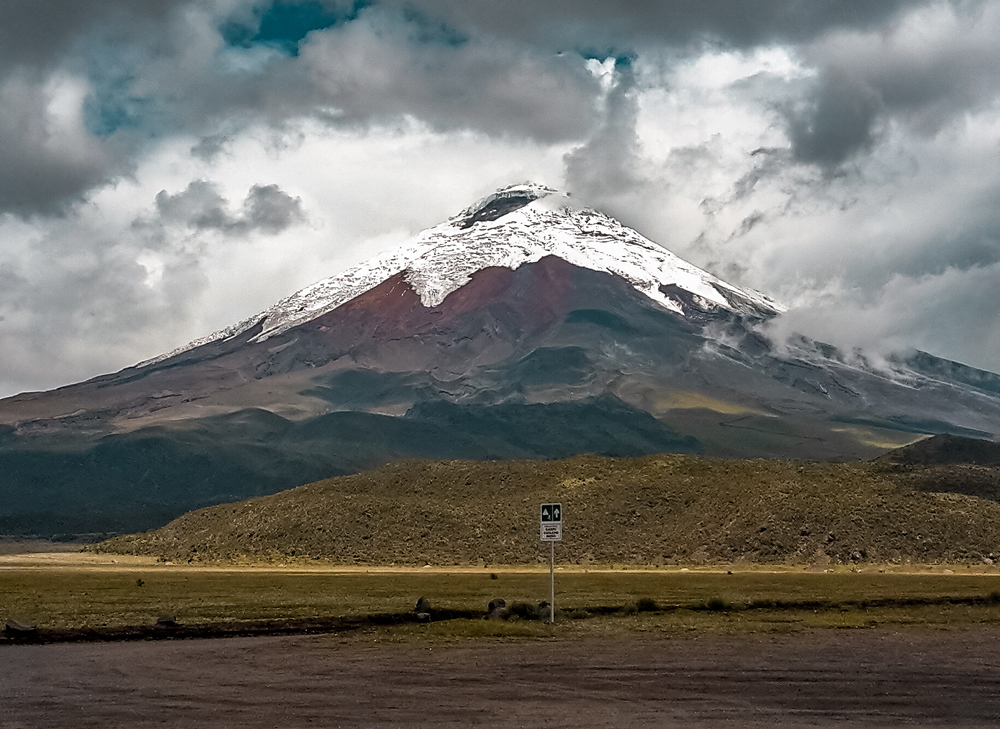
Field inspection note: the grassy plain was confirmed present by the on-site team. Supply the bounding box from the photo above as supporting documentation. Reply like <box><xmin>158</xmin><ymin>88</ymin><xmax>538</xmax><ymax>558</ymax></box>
<box><xmin>5</xmin><ymin>551</ymin><xmax>1000</xmax><ymax>638</ymax></box>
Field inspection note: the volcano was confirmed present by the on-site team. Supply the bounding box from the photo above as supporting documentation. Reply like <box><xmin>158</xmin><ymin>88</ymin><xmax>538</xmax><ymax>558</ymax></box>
<box><xmin>3</xmin><ymin>183</ymin><xmax>1000</xmax><ymax>536</ymax></box>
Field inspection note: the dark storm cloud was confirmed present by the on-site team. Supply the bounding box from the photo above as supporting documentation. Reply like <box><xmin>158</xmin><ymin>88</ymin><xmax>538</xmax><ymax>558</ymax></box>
<box><xmin>190</xmin><ymin>133</ymin><xmax>232</xmax><ymax>161</ymax></box>
<box><xmin>243</xmin><ymin>184</ymin><xmax>307</xmax><ymax>233</ymax></box>
<box><xmin>0</xmin><ymin>0</ymin><xmax>605</xmax><ymax>215</ymax></box>
<box><xmin>786</xmin><ymin>2</ymin><xmax>1000</xmax><ymax>166</ymax></box>
<box><xmin>785</xmin><ymin>69</ymin><xmax>883</xmax><ymax>166</ymax></box>
<box><xmin>0</xmin><ymin>0</ymin><xmax>974</xmax><ymax>215</ymax></box>
<box><xmin>386</xmin><ymin>0</ymin><xmax>923</xmax><ymax>49</ymax></box>
<box><xmin>152</xmin><ymin>180</ymin><xmax>233</xmax><ymax>231</ymax></box>
<box><xmin>148</xmin><ymin>180</ymin><xmax>305</xmax><ymax>236</ymax></box>
<box><xmin>0</xmin><ymin>0</ymin><xmax>182</xmax><ymax>74</ymax></box>
<box><xmin>0</xmin><ymin>0</ymin><xmax>186</xmax><ymax>215</ymax></box>
<box><xmin>813</xmin><ymin>4</ymin><xmax>1000</xmax><ymax>115</ymax></box>
<box><xmin>136</xmin><ymin>1</ymin><xmax>602</xmax><ymax>143</ymax></box>
<box><xmin>292</xmin><ymin>9</ymin><xmax>603</xmax><ymax>142</ymax></box>
<box><xmin>0</xmin><ymin>72</ymin><xmax>112</xmax><ymax>215</ymax></box>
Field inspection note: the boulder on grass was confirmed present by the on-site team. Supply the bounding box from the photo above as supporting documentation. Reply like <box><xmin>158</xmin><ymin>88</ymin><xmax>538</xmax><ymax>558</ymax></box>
<box><xmin>486</xmin><ymin>598</ymin><xmax>510</xmax><ymax>621</ymax></box>
<box><xmin>4</xmin><ymin>620</ymin><xmax>37</xmax><ymax>635</ymax></box>
<box><xmin>414</xmin><ymin>597</ymin><xmax>432</xmax><ymax>622</ymax></box>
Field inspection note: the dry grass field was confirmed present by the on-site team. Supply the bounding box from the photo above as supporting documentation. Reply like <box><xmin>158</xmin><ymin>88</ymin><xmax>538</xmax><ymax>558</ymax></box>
<box><xmin>12</xmin><ymin>446</ymin><xmax>1000</xmax><ymax>641</ymax></box>
<box><xmin>5</xmin><ymin>549</ymin><xmax>1000</xmax><ymax>638</ymax></box>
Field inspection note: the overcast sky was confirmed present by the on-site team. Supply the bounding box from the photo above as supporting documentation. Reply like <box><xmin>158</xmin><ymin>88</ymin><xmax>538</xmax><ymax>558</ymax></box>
<box><xmin>1</xmin><ymin>0</ymin><xmax>999</xmax><ymax>397</ymax></box>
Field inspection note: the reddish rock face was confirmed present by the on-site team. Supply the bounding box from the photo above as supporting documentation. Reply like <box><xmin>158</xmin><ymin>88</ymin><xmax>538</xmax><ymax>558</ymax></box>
<box><xmin>308</xmin><ymin>255</ymin><xmax>576</xmax><ymax>339</ymax></box>
<box><xmin>235</xmin><ymin>255</ymin><xmax>612</xmax><ymax>381</ymax></box>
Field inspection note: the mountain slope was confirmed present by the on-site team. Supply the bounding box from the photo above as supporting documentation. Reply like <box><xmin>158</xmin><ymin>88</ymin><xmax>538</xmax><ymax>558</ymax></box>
<box><xmin>3</xmin><ymin>183</ymin><xmax>1000</xmax><ymax>537</ymax></box>
<box><xmin>0</xmin><ymin>396</ymin><xmax>697</xmax><ymax>536</ymax></box>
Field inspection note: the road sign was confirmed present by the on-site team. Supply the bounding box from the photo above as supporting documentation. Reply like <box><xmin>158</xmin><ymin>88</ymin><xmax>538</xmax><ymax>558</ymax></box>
<box><xmin>540</xmin><ymin>502</ymin><xmax>562</xmax><ymax>541</ymax></box>
<box><xmin>540</xmin><ymin>503</ymin><xmax>563</xmax><ymax>622</ymax></box>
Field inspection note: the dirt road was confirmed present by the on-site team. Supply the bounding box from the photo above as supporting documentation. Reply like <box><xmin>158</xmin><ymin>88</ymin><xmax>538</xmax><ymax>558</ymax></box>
<box><xmin>3</xmin><ymin>628</ymin><xmax>1000</xmax><ymax>727</ymax></box>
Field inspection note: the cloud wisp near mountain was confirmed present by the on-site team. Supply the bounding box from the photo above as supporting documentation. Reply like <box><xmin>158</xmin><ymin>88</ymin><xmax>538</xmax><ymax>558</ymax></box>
<box><xmin>3</xmin><ymin>184</ymin><xmax>1000</xmax><ymax>537</ymax></box>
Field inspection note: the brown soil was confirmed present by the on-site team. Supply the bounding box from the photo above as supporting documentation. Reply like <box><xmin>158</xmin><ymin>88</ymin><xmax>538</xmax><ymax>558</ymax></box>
<box><xmin>95</xmin><ymin>453</ymin><xmax>1000</xmax><ymax>566</ymax></box>
<box><xmin>4</xmin><ymin>629</ymin><xmax>1000</xmax><ymax>727</ymax></box>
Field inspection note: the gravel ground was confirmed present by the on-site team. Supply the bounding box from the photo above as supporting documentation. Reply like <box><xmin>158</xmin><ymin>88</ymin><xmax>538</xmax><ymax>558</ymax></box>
<box><xmin>4</xmin><ymin>628</ymin><xmax>1000</xmax><ymax>727</ymax></box>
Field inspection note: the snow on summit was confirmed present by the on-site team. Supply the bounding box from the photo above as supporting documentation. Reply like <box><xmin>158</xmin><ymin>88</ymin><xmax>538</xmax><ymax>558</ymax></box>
<box><xmin>146</xmin><ymin>184</ymin><xmax>783</xmax><ymax>364</ymax></box>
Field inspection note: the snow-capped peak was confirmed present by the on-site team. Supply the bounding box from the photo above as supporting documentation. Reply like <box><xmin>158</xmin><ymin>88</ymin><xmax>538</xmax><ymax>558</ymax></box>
<box><xmin>143</xmin><ymin>184</ymin><xmax>783</xmax><ymax>365</ymax></box>
<box><xmin>452</xmin><ymin>182</ymin><xmax>557</xmax><ymax>228</ymax></box>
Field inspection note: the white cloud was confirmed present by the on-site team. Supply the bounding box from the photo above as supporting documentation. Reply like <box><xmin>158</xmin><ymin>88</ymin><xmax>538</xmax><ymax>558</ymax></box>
<box><xmin>764</xmin><ymin>262</ymin><xmax>1000</xmax><ymax>370</ymax></box>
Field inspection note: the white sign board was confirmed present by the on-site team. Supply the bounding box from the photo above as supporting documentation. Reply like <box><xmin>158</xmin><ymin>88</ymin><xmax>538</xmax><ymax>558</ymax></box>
<box><xmin>540</xmin><ymin>502</ymin><xmax>562</xmax><ymax>541</ymax></box>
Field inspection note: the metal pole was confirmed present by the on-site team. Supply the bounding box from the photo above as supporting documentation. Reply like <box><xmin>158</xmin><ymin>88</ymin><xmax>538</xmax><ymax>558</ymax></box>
<box><xmin>550</xmin><ymin>539</ymin><xmax>555</xmax><ymax>623</ymax></box>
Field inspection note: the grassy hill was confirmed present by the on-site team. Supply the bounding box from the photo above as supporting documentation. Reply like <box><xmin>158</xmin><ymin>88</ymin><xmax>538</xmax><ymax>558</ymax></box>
<box><xmin>95</xmin><ymin>445</ymin><xmax>1000</xmax><ymax>566</ymax></box>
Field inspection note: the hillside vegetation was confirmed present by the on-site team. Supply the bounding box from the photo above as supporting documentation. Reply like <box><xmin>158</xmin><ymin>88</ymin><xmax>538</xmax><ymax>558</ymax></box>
<box><xmin>0</xmin><ymin>396</ymin><xmax>698</xmax><ymax>537</ymax></box>
<box><xmin>96</xmin><ymin>447</ymin><xmax>1000</xmax><ymax>566</ymax></box>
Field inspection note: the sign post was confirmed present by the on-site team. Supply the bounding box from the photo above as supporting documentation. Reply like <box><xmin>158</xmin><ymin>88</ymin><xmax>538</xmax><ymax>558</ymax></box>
<box><xmin>540</xmin><ymin>503</ymin><xmax>562</xmax><ymax>623</ymax></box>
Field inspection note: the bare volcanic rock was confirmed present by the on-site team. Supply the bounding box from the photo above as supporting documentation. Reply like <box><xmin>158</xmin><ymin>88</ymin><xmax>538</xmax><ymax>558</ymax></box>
<box><xmin>95</xmin><ymin>453</ymin><xmax>1000</xmax><ymax>566</ymax></box>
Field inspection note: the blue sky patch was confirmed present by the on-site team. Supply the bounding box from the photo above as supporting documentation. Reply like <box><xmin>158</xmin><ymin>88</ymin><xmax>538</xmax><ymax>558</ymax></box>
<box><xmin>221</xmin><ymin>1</ymin><xmax>369</xmax><ymax>56</ymax></box>
<box><xmin>578</xmin><ymin>50</ymin><xmax>635</xmax><ymax>68</ymax></box>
